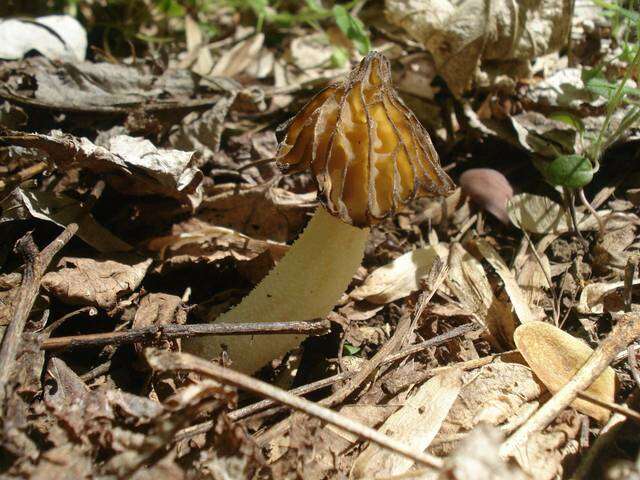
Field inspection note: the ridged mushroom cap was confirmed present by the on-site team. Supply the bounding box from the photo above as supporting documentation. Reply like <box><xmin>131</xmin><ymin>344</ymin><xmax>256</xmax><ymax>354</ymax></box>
<box><xmin>276</xmin><ymin>51</ymin><xmax>455</xmax><ymax>227</ymax></box>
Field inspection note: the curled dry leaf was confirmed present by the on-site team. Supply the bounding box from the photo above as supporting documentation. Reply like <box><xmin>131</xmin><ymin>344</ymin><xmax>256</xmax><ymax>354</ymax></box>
<box><xmin>460</xmin><ymin>168</ymin><xmax>513</xmax><ymax>224</ymax></box>
<box><xmin>132</xmin><ymin>293</ymin><xmax>187</xmax><ymax>355</ymax></box>
<box><xmin>1</xmin><ymin>187</ymin><xmax>132</xmax><ymax>253</ymax></box>
<box><xmin>577</xmin><ymin>279</ymin><xmax>640</xmax><ymax>315</ymax></box>
<box><xmin>42</xmin><ymin>256</ymin><xmax>152</xmax><ymax>309</ymax></box>
<box><xmin>447</xmin><ymin>242</ymin><xmax>517</xmax><ymax>348</ymax></box>
<box><xmin>386</xmin><ymin>0</ymin><xmax>571</xmax><ymax>95</ymax></box>
<box><xmin>350</xmin><ymin>370</ymin><xmax>463</xmax><ymax>479</ymax></box>
<box><xmin>475</xmin><ymin>239</ymin><xmax>539</xmax><ymax>324</ymax></box>
<box><xmin>3</xmin><ymin>130</ymin><xmax>204</xmax><ymax>209</ymax></box>
<box><xmin>514</xmin><ymin>321</ymin><xmax>616</xmax><ymax>422</ymax></box>
<box><xmin>192</xmin><ymin>184</ymin><xmax>315</xmax><ymax>243</ymax></box>
<box><xmin>349</xmin><ymin>247</ymin><xmax>442</xmax><ymax>304</ymax></box>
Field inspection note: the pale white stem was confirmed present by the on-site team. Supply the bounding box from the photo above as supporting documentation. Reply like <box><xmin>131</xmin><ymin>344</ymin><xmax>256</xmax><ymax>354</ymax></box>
<box><xmin>185</xmin><ymin>206</ymin><xmax>369</xmax><ymax>373</ymax></box>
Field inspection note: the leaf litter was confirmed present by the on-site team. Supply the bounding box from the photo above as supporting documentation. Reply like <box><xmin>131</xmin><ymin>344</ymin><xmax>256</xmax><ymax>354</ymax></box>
<box><xmin>1</xmin><ymin>1</ymin><xmax>640</xmax><ymax>479</ymax></box>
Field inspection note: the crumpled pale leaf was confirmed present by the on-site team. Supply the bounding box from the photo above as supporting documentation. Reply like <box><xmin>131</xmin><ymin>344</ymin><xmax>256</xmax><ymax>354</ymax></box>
<box><xmin>460</xmin><ymin>168</ymin><xmax>513</xmax><ymax>224</ymax></box>
<box><xmin>385</xmin><ymin>0</ymin><xmax>571</xmax><ymax>95</ymax></box>
<box><xmin>0</xmin><ymin>187</ymin><xmax>132</xmax><ymax>253</ymax></box>
<box><xmin>42</xmin><ymin>256</ymin><xmax>152</xmax><ymax>309</ymax></box>
<box><xmin>0</xmin><ymin>15</ymin><xmax>87</xmax><ymax>62</ymax></box>
<box><xmin>447</xmin><ymin>242</ymin><xmax>517</xmax><ymax>348</ymax></box>
<box><xmin>350</xmin><ymin>247</ymin><xmax>442</xmax><ymax>304</ymax></box>
<box><xmin>350</xmin><ymin>370</ymin><xmax>463</xmax><ymax>479</ymax></box>
<box><xmin>475</xmin><ymin>239</ymin><xmax>539</xmax><ymax>324</ymax></box>
<box><xmin>577</xmin><ymin>279</ymin><xmax>640</xmax><ymax>314</ymax></box>
<box><xmin>514</xmin><ymin>321</ymin><xmax>616</xmax><ymax>422</ymax></box>
<box><xmin>3</xmin><ymin>130</ymin><xmax>204</xmax><ymax>208</ymax></box>
<box><xmin>507</xmin><ymin>193</ymin><xmax>604</xmax><ymax>234</ymax></box>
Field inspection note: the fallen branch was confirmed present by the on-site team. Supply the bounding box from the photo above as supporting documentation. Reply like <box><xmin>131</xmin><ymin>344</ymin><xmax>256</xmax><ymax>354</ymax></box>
<box><xmin>0</xmin><ymin>224</ymin><xmax>77</xmax><ymax>400</ymax></box>
<box><xmin>500</xmin><ymin>312</ymin><xmax>640</xmax><ymax>458</ymax></box>
<box><xmin>40</xmin><ymin>319</ymin><xmax>331</xmax><ymax>351</ymax></box>
<box><xmin>148</xmin><ymin>349</ymin><xmax>443</xmax><ymax>470</ymax></box>
<box><xmin>174</xmin><ymin>322</ymin><xmax>479</xmax><ymax>441</ymax></box>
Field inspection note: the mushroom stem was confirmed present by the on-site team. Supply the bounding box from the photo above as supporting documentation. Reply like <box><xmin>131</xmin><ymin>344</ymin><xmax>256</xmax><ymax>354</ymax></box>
<box><xmin>185</xmin><ymin>206</ymin><xmax>369</xmax><ymax>373</ymax></box>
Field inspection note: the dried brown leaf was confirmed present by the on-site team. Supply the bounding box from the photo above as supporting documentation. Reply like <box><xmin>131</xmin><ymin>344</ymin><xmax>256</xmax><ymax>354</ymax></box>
<box><xmin>42</xmin><ymin>256</ymin><xmax>152</xmax><ymax>309</ymax></box>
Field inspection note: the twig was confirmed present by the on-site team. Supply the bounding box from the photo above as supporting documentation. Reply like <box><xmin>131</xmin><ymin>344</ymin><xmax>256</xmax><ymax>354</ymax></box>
<box><xmin>623</xmin><ymin>255</ymin><xmax>638</xmax><ymax>313</ymax></box>
<box><xmin>572</xmin><ymin>389</ymin><xmax>640</xmax><ymax>480</ymax></box>
<box><xmin>0</xmin><ymin>161</ymin><xmax>48</xmax><ymax>192</ymax></box>
<box><xmin>576</xmin><ymin>390</ymin><xmax>640</xmax><ymax>424</ymax></box>
<box><xmin>500</xmin><ymin>312</ymin><xmax>640</xmax><ymax>458</ymax></box>
<box><xmin>174</xmin><ymin>322</ymin><xmax>478</xmax><ymax>441</ymax></box>
<box><xmin>578</xmin><ymin>188</ymin><xmax>605</xmax><ymax>237</ymax></box>
<box><xmin>0</xmin><ymin>224</ymin><xmax>77</xmax><ymax>400</ymax></box>
<box><xmin>563</xmin><ymin>187</ymin><xmax>587</xmax><ymax>245</ymax></box>
<box><xmin>148</xmin><ymin>350</ymin><xmax>444</xmax><ymax>470</ymax></box>
<box><xmin>40</xmin><ymin>319</ymin><xmax>331</xmax><ymax>351</ymax></box>
<box><xmin>256</xmin><ymin>269</ymin><xmax>449</xmax><ymax>445</ymax></box>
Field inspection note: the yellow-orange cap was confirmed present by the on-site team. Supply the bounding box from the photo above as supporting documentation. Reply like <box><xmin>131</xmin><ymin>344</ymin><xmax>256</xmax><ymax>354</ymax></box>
<box><xmin>276</xmin><ymin>52</ymin><xmax>455</xmax><ymax>227</ymax></box>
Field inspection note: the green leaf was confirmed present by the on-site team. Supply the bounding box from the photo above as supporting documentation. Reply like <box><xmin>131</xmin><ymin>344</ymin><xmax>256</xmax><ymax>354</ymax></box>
<box><xmin>331</xmin><ymin>46</ymin><xmax>349</xmax><ymax>68</ymax></box>
<box><xmin>343</xmin><ymin>343</ymin><xmax>361</xmax><ymax>356</ymax></box>
<box><xmin>545</xmin><ymin>155</ymin><xmax>594</xmax><ymax>188</ymax></box>
<box><xmin>591</xmin><ymin>0</ymin><xmax>640</xmax><ymax>23</ymax></box>
<box><xmin>549</xmin><ymin>112</ymin><xmax>585</xmax><ymax>133</ymax></box>
<box><xmin>332</xmin><ymin>5</ymin><xmax>371</xmax><ymax>55</ymax></box>
<box><xmin>304</xmin><ymin>0</ymin><xmax>328</xmax><ymax>13</ymax></box>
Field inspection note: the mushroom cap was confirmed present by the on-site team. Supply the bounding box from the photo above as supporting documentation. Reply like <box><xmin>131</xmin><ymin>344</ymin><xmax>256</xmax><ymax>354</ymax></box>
<box><xmin>276</xmin><ymin>51</ymin><xmax>455</xmax><ymax>227</ymax></box>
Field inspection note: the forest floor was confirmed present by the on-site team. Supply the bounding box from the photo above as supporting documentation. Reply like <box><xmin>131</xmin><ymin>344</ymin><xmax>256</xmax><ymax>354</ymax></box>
<box><xmin>1</xmin><ymin>1</ymin><xmax>640</xmax><ymax>479</ymax></box>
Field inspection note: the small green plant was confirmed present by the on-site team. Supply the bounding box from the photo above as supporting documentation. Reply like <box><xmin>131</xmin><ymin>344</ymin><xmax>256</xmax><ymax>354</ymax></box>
<box><xmin>541</xmin><ymin>0</ymin><xmax>639</xmax><ymax>191</ymax></box>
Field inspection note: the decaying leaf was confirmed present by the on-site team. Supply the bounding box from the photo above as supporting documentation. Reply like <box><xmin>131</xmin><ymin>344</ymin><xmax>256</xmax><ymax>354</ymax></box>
<box><xmin>190</xmin><ymin>184</ymin><xmax>315</xmax><ymax>242</ymax></box>
<box><xmin>350</xmin><ymin>246</ymin><xmax>442</xmax><ymax>304</ymax></box>
<box><xmin>386</xmin><ymin>0</ymin><xmax>572</xmax><ymax>95</ymax></box>
<box><xmin>447</xmin><ymin>242</ymin><xmax>517</xmax><ymax>348</ymax></box>
<box><xmin>132</xmin><ymin>293</ymin><xmax>187</xmax><ymax>354</ymax></box>
<box><xmin>2</xmin><ymin>130</ymin><xmax>204</xmax><ymax>208</ymax></box>
<box><xmin>577</xmin><ymin>279</ymin><xmax>640</xmax><ymax>315</ymax></box>
<box><xmin>514</xmin><ymin>321</ymin><xmax>616</xmax><ymax>422</ymax></box>
<box><xmin>475</xmin><ymin>239</ymin><xmax>539</xmax><ymax>324</ymax></box>
<box><xmin>0</xmin><ymin>187</ymin><xmax>132</xmax><ymax>253</ymax></box>
<box><xmin>351</xmin><ymin>369</ymin><xmax>463</xmax><ymax>479</ymax></box>
<box><xmin>42</xmin><ymin>255</ymin><xmax>152</xmax><ymax>309</ymax></box>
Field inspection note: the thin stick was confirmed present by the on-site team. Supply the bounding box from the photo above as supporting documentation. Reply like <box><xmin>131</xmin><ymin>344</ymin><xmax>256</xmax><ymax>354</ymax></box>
<box><xmin>0</xmin><ymin>224</ymin><xmax>77</xmax><ymax>400</ymax></box>
<box><xmin>41</xmin><ymin>319</ymin><xmax>331</xmax><ymax>351</ymax></box>
<box><xmin>578</xmin><ymin>188</ymin><xmax>605</xmax><ymax>237</ymax></box>
<box><xmin>148</xmin><ymin>350</ymin><xmax>443</xmax><ymax>470</ymax></box>
<box><xmin>576</xmin><ymin>390</ymin><xmax>640</xmax><ymax>424</ymax></box>
<box><xmin>175</xmin><ymin>323</ymin><xmax>478</xmax><ymax>441</ymax></box>
<box><xmin>500</xmin><ymin>312</ymin><xmax>640</xmax><ymax>458</ymax></box>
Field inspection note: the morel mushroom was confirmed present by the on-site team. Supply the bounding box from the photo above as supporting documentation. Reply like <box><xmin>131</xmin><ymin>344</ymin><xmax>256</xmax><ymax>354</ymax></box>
<box><xmin>186</xmin><ymin>52</ymin><xmax>455</xmax><ymax>373</ymax></box>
